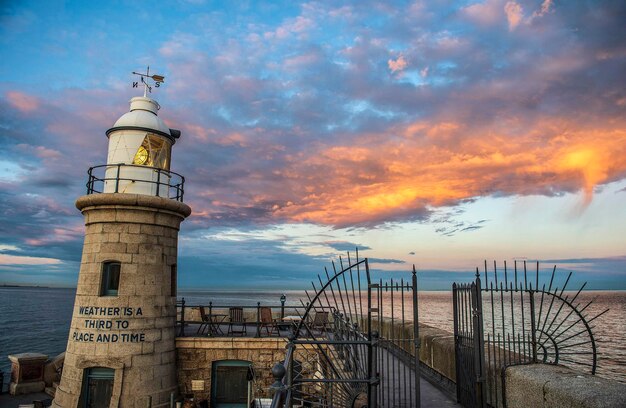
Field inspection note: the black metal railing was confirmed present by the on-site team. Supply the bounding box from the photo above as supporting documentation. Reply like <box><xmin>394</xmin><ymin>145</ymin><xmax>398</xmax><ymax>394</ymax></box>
<box><xmin>175</xmin><ymin>299</ymin><xmax>335</xmax><ymax>338</ymax></box>
<box><xmin>86</xmin><ymin>163</ymin><xmax>185</xmax><ymax>201</ymax></box>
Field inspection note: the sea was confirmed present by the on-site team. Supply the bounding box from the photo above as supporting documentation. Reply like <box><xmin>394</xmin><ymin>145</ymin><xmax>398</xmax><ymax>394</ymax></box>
<box><xmin>0</xmin><ymin>287</ymin><xmax>624</xmax><ymax>390</ymax></box>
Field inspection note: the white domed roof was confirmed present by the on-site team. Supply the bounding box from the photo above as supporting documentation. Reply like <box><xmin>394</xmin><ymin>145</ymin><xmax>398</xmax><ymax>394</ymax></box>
<box><xmin>108</xmin><ymin>96</ymin><xmax>172</xmax><ymax>138</ymax></box>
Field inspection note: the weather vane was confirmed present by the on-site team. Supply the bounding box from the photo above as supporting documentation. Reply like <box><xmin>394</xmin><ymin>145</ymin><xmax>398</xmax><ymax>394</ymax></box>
<box><xmin>132</xmin><ymin>66</ymin><xmax>165</xmax><ymax>97</ymax></box>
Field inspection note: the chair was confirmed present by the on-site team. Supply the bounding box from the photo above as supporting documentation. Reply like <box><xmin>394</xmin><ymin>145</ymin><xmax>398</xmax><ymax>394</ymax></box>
<box><xmin>197</xmin><ymin>306</ymin><xmax>210</xmax><ymax>335</ymax></box>
<box><xmin>311</xmin><ymin>311</ymin><xmax>329</xmax><ymax>333</ymax></box>
<box><xmin>259</xmin><ymin>307</ymin><xmax>279</xmax><ymax>336</ymax></box>
<box><xmin>227</xmin><ymin>307</ymin><xmax>247</xmax><ymax>336</ymax></box>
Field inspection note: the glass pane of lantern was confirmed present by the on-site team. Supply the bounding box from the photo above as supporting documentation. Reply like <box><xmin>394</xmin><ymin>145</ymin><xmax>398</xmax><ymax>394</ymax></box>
<box><xmin>132</xmin><ymin>134</ymin><xmax>171</xmax><ymax>170</ymax></box>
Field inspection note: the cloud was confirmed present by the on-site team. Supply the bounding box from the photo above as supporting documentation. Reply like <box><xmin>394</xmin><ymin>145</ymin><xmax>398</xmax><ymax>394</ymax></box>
<box><xmin>504</xmin><ymin>2</ymin><xmax>523</xmax><ymax>30</ymax></box>
<box><xmin>3</xmin><ymin>1</ymin><xmax>624</xmax><ymax>233</ymax></box>
<box><xmin>462</xmin><ymin>0</ymin><xmax>503</xmax><ymax>27</ymax></box>
<box><xmin>531</xmin><ymin>0</ymin><xmax>553</xmax><ymax>19</ymax></box>
<box><xmin>369</xmin><ymin>257</ymin><xmax>406</xmax><ymax>264</ymax></box>
<box><xmin>1</xmin><ymin>1</ymin><xmax>626</xmax><ymax>287</ymax></box>
<box><xmin>323</xmin><ymin>241</ymin><xmax>371</xmax><ymax>252</ymax></box>
<box><xmin>388</xmin><ymin>54</ymin><xmax>408</xmax><ymax>73</ymax></box>
<box><xmin>0</xmin><ymin>254</ymin><xmax>62</xmax><ymax>265</ymax></box>
<box><xmin>6</xmin><ymin>91</ymin><xmax>39</xmax><ymax>112</ymax></box>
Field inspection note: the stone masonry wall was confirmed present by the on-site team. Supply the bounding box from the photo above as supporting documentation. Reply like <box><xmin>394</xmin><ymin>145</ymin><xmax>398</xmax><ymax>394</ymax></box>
<box><xmin>53</xmin><ymin>194</ymin><xmax>190</xmax><ymax>408</ymax></box>
<box><xmin>176</xmin><ymin>338</ymin><xmax>290</xmax><ymax>403</ymax></box>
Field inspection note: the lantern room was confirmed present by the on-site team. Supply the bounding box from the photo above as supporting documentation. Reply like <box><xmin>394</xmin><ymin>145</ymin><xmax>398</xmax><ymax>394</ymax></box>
<box><xmin>102</xmin><ymin>96</ymin><xmax>182</xmax><ymax>198</ymax></box>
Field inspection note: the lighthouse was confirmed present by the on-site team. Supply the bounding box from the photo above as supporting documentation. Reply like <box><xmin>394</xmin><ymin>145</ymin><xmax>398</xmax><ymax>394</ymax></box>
<box><xmin>53</xmin><ymin>71</ymin><xmax>191</xmax><ymax>407</ymax></box>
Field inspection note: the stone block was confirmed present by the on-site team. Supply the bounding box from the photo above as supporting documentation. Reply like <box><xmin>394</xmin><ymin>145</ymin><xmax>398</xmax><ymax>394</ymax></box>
<box><xmin>142</xmin><ymin>342</ymin><xmax>155</xmax><ymax>354</ymax></box>
<box><xmin>139</xmin><ymin>243</ymin><xmax>162</xmax><ymax>255</ymax></box>
<box><xmin>115</xmin><ymin>209</ymin><xmax>156</xmax><ymax>224</ymax></box>
<box><xmin>154</xmin><ymin>213</ymin><xmax>182</xmax><ymax>229</ymax></box>
<box><xmin>506</xmin><ymin>364</ymin><xmax>626</xmax><ymax>408</ymax></box>
<box><xmin>102</xmin><ymin>223</ymin><xmax>127</xmax><ymax>233</ymax></box>
<box><xmin>100</xmin><ymin>242</ymin><xmax>127</xmax><ymax>253</ymax></box>
<box><xmin>120</xmin><ymin>232</ymin><xmax>145</xmax><ymax>244</ymax></box>
<box><xmin>11</xmin><ymin>380</ymin><xmax>46</xmax><ymax>395</ymax></box>
<box><xmin>141</xmin><ymin>224</ymin><xmax>164</xmax><ymax>235</ymax></box>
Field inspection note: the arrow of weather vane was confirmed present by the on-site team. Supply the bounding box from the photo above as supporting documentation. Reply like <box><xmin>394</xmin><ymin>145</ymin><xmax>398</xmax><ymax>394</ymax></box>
<box><xmin>132</xmin><ymin>66</ymin><xmax>165</xmax><ymax>96</ymax></box>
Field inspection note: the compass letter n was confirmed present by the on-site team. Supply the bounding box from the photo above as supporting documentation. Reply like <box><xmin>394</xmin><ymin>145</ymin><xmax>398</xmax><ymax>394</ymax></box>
<box><xmin>132</xmin><ymin>82</ymin><xmax>138</xmax><ymax>88</ymax></box>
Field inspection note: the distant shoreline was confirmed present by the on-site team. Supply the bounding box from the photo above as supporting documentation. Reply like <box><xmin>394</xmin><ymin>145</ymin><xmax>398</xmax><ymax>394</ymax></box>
<box><xmin>0</xmin><ymin>284</ymin><xmax>55</xmax><ymax>289</ymax></box>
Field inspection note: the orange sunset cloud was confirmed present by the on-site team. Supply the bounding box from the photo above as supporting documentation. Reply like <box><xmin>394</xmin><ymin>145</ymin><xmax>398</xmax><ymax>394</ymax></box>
<box><xmin>269</xmin><ymin>120</ymin><xmax>626</xmax><ymax>226</ymax></box>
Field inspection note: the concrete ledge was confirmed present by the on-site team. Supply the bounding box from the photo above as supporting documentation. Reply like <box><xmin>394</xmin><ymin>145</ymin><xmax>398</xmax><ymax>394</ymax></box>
<box><xmin>505</xmin><ymin>364</ymin><xmax>626</xmax><ymax>408</ymax></box>
<box><xmin>176</xmin><ymin>337</ymin><xmax>287</xmax><ymax>350</ymax></box>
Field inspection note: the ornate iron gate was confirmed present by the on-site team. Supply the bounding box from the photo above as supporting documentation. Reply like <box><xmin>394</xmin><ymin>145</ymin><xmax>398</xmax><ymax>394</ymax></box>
<box><xmin>452</xmin><ymin>276</ymin><xmax>485</xmax><ymax>408</ymax></box>
<box><xmin>270</xmin><ymin>253</ymin><xmax>420</xmax><ymax>408</ymax></box>
<box><xmin>453</xmin><ymin>262</ymin><xmax>607</xmax><ymax>408</ymax></box>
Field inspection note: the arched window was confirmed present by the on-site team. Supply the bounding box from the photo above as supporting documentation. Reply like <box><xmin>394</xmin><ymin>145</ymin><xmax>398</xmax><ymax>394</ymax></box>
<box><xmin>100</xmin><ymin>261</ymin><xmax>120</xmax><ymax>296</ymax></box>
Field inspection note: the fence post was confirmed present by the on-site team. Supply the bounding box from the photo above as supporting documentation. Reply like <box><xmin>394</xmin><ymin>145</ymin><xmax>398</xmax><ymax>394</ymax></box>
<box><xmin>208</xmin><ymin>301</ymin><xmax>213</xmax><ymax>337</ymax></box>
<box><xmin>269</xmin><ymin>361</ymin><xmax>287</xmax><ymax>408</ymax></box>
<box><xmin>529</xmin><ymin>287</ymin><xmax>538</xmax><ymax>363</ymax></box>
<box><xmin>286</xmin><ymin>339</ymin><xmax>295</xmax><ymax>408</ymax></box>
<box><xmin>180</xmin><ymin>176</ymin><xmax>185</xmax><ymax>201</ymax></box>
<box><xmin>87</xmin><ymin>167</ymin><xmax>92</xmax><ymax>194</ymax></box>
<box><xmin>452</xmin><ymin>283</ymin><xmax>461</xmax><ymax>403</ymax></box>
<box><xmin>156</xmin><ymin>169</ymin><xmax>161</xmax><ymax>197</ymax></box>
<box><xmin>472</xmin><ymin>276</ymin><xmax>486</xmax><ymax>408</ymax></box>
<box><xmin>412</xmin><ymin>266</ymin><xmax>420</xmax><ymax>406</ymax></box>
<box><xmin>369</xmin><ymin>330</ymin><xmax>379</xmax><ymax>408</ymax></box>
<box><xmin>255</xmin><ymin>302</ymin><xmax>261</xmax><ymax>338</ymax></box>
<box><xmin>115</xmin><ymin>163</ymin><xmax>121</xmax><ymax>193</ymax></box>
<box><xmin>280</xmin><ymin>294</ymin><xmax>286</xmax><ymax>321</ymax></box>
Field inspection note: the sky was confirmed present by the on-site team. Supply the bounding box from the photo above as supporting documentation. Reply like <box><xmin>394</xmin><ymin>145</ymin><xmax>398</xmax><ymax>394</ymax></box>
<box><xmin>0</xmin><ymin>0</ymin><xmax>625</xmax><ymax>290</ymax></box>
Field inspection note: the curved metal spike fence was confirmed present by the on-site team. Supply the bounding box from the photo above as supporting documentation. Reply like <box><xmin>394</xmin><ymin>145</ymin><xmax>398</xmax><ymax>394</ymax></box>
<box><xmin>453</xmin><ymin>261</ymin><xmax>609</xmax><ymax>408</ymax></box>
<box><xmin>270</xmin><ymin>252</ymin><xmax>420</xmax><ymax>408</ymax></box>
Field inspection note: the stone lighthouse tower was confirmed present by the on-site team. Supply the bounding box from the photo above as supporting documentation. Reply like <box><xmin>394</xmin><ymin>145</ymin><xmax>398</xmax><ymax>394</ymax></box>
<box><xmin>53</xmin><ymin>72</ymin><xmax>191</xmax><ymax>408</ymax></box>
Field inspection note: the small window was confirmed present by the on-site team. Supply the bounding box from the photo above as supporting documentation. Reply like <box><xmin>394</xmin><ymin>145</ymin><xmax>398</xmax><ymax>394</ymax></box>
<box><xmin>170</xmin><ymin>264</ymin><xmax>177</xmax><ymax>297</ymax></box>
<box><xmin>101</xmin><ymin>262</ymin><xmax>120</xmax><ymax>296</ymax></box>
<box><xmin>78</xmin><ymin>367</ymin><xmax>114</xmax><ymax>408</ymax></box>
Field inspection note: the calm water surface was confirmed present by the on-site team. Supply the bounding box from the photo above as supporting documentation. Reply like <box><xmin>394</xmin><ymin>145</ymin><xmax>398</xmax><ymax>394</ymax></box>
<box><xmin>0</xmin><ymin>287</ymin><xmax>624</xmax><ymax>388</ymax></box>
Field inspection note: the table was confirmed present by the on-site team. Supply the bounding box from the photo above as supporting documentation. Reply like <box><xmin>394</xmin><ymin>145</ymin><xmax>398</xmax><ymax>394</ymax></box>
<box><xmin>208</xmin><ymin>314</ymin><xmax>227</xmax><ymax>336</ymax></box>
<box><xmin>280</xmin><ymin>315</ymin><xmax>302</xmax><ymax>331</ymax></box>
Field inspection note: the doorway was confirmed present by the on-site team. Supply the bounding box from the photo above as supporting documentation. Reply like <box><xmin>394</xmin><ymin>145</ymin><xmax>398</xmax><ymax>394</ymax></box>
<box><xmin>211</xmin><ymin>360</ymin><xmax>253</xmax><ymax>408</ymax></box>
<box><xmin>78</xmin><ymin>367</ymin><xmax>115</xmax><ymax>408</ymax></box>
